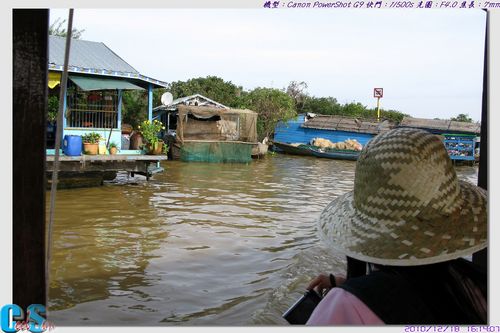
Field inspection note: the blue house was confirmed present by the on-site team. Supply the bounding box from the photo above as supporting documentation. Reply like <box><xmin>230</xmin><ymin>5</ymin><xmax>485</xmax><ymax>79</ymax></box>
<box><xmin>274</xmin><ymin>113</ymin><xmax>394</xmax><ymax>148</ymax></box>
<box><xmin>47</xmin><ymin>35</ymin><xmax>167</xmax><ymax>152</ymax></box>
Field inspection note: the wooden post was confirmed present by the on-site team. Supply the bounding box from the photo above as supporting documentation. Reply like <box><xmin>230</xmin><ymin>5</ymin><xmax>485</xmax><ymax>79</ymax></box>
<box><xmin>473</xmin><ymin>10</ymin><xmax>488</xmax><ymax>270</ymax></box>
<box><xmin>13</xmin><ymin>9</ymin><xmax>48</xmax><ymax>309</ymax></box>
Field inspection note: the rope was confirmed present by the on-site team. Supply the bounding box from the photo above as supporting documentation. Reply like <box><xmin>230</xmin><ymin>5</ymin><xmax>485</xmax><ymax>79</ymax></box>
<box><xmin>46</xmin><ymin>8</ymin><xmax>74</xmax><ymax>313</ymax></box>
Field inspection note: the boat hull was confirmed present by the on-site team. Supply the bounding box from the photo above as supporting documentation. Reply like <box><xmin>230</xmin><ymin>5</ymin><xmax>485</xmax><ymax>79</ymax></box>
<box><xmin>272</xmin><ymin>142</ymin><xmax>315</xmax><ymax>156</ymax></box>
<box><xmin>273</xmin><ymin>141</ymin><xmax>359</xmax><ymax>160</ymax></box>
<box><xmin>309</xmin><ymin>148</ymin><xmax>359</xmax><ymax>160</ymax></box>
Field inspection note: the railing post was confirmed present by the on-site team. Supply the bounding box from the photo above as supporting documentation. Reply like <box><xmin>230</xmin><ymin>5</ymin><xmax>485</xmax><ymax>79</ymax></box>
<box><xmin>148</xmin><ymin>83</ymin><xmax>153</xmax><ymax>121</ymax></box>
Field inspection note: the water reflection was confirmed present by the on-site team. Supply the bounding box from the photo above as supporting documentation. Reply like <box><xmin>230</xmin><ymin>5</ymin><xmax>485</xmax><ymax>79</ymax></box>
<box><xmin>47</xmin><ymin>156</ymin><xmax>478</xmax><ymax>325</ymax></box>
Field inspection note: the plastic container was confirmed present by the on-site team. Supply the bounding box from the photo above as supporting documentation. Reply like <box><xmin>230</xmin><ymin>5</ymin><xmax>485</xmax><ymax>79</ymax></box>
<box><xmin>63</xmin><ymin>135</ymin><xmax>82</xmax><ymax>156</ymax></box>
<box><xmin>98</xmin><ymin>144</ymin><xmax>107</xmax><ymax>155</ymax></box>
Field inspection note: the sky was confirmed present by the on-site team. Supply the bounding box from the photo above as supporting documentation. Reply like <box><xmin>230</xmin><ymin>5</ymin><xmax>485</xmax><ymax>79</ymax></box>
<box><xmin>49</xmin><ymin>9</ymin><xmax>486</xmax><ymax>121</ymax></box>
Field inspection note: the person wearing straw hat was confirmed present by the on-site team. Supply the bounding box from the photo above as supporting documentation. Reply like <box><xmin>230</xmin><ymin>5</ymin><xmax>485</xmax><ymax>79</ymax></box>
<box><xmin>305</xmin><ymin>128</ymin><xmax>487</xmax><ymax>325</ymax></box>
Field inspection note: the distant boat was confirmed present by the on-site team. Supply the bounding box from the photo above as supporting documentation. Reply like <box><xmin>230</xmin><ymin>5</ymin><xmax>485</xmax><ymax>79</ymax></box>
<box><xmin>272</xmin><ymin>141</ymin><xmax>314</xmax><ymax>156</ymax></box>
<box><xmin>309</xmin><ymin>147</ymin><xmax>359</xmax><ymax>161</ymax></box>
<box><xmin>273</xmin><ymin>141</ymin><xmax>360</xmax><ymax>161</ymax></box>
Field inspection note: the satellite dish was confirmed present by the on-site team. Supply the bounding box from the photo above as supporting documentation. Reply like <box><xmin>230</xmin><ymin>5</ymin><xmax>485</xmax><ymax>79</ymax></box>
<box><xmin>161</xmin><ymin>92</ymin><xmax>173</xmax><ymax>106</ymax></box>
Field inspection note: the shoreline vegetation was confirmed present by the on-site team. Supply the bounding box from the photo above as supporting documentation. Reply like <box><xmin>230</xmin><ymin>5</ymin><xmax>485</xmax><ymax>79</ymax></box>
<box><xmin>119</xmin><ymin>76</ymin><xmax>476</xmax><ymax>142</ymax></box>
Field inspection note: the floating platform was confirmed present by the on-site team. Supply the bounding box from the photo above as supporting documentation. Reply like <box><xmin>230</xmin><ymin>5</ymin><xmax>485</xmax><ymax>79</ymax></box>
<box><xmin>46</xmin><ymin>153</ymin><xmax>168</xmax><ymax>188</ymax></box>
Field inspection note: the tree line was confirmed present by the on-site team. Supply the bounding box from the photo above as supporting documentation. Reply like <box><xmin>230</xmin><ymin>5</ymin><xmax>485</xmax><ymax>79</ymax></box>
<box><xmin>122</xmin><ymin>77</ymin><xmax>414</xmax><ymax>141</ymax></box>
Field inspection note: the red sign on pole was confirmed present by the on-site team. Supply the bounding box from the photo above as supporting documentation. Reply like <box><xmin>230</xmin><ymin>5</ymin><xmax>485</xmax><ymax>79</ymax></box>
<box><xmin>374</xmin><ymin>88</ymin><xmax>383</xmax><ymax>98</ymax></box>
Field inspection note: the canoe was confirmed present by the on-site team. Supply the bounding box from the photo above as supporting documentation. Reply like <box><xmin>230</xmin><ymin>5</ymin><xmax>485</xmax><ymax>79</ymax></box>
<box><xmin>309</xmin><ymin>148</ymin><xmax>359</xmax><ymax>161</ymax></box>
<box><xmin>273</xmin><ymin>141</ymin><xmax>360</xmax><ymax>161</ymax></box>
<box><xmin>272</xmin><ymin>141</ymin><xmax>315</xmax><ymax>156</ymax></box>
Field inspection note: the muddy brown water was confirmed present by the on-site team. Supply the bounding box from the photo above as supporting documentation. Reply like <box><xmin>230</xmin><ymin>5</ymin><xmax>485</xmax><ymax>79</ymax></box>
<box><xmin>47</xmin><ymin>155</ymin><xmax>479</xmax><ymax>325</ymax></box>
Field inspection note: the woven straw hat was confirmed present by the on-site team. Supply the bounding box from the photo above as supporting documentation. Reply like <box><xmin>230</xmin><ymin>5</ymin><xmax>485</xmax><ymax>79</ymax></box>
<box><xmin>318</xmin><ymin>128</ymin><xmax>487</xmax><ymax>266</ymax></box>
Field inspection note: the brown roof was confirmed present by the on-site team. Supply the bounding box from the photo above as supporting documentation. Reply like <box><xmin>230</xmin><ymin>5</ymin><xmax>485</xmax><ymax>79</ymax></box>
<box><xmin>301</xmin><ymin>115</ymin><xmax>395</xmax><ymax>134</ymax></box>
<box><xmin>399</xmin><ymin>117</ymin><xmax>480</xmax><ymax>135</ymax></box>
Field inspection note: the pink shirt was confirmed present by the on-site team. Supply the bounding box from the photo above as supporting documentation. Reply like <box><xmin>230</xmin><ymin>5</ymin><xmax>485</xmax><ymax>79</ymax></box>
<box><xmin>306</xmin><ymin>288</ymin><xmax>384</xmax><ymax>325</ymax></box>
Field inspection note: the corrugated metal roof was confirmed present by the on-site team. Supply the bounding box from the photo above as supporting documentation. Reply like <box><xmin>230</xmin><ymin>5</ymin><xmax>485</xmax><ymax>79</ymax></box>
<box><xmin>49</xmin><ymin>35</ymin><xmax>138</xmax><ymax>74</ymax></box>
<box><xmin>301</xmin><ymin>115</ymin><xmax>395</xmax><ymax>135</ymax></box>
<box><xmin>399</xmin><ymin>117</ymin><xmax>480</xmax><ymax>134</ymax></box>
<box><xmin>170</xmin><ymin>94</ymin><xmax>228</xmax><ymax>108</ymax></box>
<box><xmin>153</xmin><ymin>94</ymin><xmax>229</xmax><ymax>113</ymax></box>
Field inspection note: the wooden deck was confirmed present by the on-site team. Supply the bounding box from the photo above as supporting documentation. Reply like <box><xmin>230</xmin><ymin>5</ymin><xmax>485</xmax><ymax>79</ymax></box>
<box><xmin>46</xmin><ymin>154</ymin><xmax>169</xmax><ymax>181</ymax></box>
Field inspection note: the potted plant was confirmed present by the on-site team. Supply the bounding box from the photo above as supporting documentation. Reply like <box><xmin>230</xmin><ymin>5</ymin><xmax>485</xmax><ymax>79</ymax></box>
<box><xmin>47</xmin><ymin>95</ymin><xmax>59</xmax><ymax>123</ymax></box>
<box><xmin>81</xmin><ymin>132</ymin><xmax>101</xmax><ymax>155</ymax></box>
<box><xmin>162</xmin><ymin>143</ymin><xmax>169</xmax><ymax>156</ymax></box>
<box><xmin>138</xmin><ymin>119</ymin><xmax>165</xmax><ymax>155</ymax></box>
<box><xmin>108</xmin><ymin>142</ymin><xmax>119</xmax><ymax>155</ymax></box>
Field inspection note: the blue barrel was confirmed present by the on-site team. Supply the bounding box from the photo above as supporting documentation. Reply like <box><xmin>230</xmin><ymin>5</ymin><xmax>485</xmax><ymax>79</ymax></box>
<box><xmin>63</xmin><ymin>135</ymin><xmax>82</xmax><ymax>156</ymax></box>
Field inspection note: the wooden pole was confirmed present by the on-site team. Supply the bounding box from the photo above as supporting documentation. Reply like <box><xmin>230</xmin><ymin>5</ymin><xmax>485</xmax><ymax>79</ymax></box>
<box><xmin>13</xmin><ymin>9</ymin><xmax>49</xmax><ymax>309</ymax></box>
<box><xmin>473</xmin><ymin>10</ymin><xmax>488</xmax><ymax>270</ymax></box>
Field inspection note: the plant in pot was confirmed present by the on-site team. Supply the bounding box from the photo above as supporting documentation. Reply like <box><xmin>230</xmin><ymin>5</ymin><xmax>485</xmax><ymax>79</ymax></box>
<box><xmin>108</xmin><ymin>141</ymin><xmax>119</xmax><ymax>155</ymax></box>
<box><xmin>138</xmin><ymin>119</ymin><xmax>165</xmax><ymax>155</ymax></box>
<box><xmin>47</xmin><ymin>95</ymin><xmax>59</xmax><ymax>123</ymax></box>
<box><xmin>81</xmin><ymin>132</ymin><xmax>101</xmax><ymax>155</ymax></box>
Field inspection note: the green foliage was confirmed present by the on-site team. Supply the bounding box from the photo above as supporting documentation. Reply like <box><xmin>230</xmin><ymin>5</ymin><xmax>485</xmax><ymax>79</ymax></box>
<box><xmin>377</xmin><ymin>108</ymin><xmax>408</xmax><ymax>123</ymax></box>
<box><xmin>49</xmin><ymin>17</ymin><xmax>85</xmax><ymax>39</ymax></box>
<box><xmin>108</xmin><ymin>141</ymin><xmax>118</xmax><ymax>149</ymax></box>
<box><xmin>47</xmin><ymin>95</ymin><xmax>59</xmax><ymax>122</ymax></box>
<box><xmin>81</xmin><ymin>132</ymin><xmax>101</xmax><ymax>144</ymax></box>
<box><xmin>286</xmin><ymin>81</ymin><xmax>308</xmax><ymax>111</ymax></box>
<box><xmin>239</xmin><ymin>87</ymin><xmax>297</xmax><ymax>141</ymax></box>
<box><xmin>138</xmin><ymin>119</ymin><xmax>165</xmax><ymax>146</ymax></box>
<box><xmin>302</xmin><ymin>96</ymin><xmax>341</xmax><ymax>115</ymax></box>
<box><xmin>168</xmin><ymin>76</ymin><xmax>243</xmax><ymax>107</ymax></box>
<box><xmin>122</xmin><ymin>90</ymin><xmax>148</xmax><ymax>128</ymax></box>
<box><xmin>302</xmin><ymin>96</ymin><xmax>406</xmax><ymax>123</ymax></box>
<box><xmin>128</xmin><ymin>76</ymin><xmax>409</xmax><ymax>139</ymax></box>
<box><xmin>450</xmin><ymin>113</ymin><xmax>473</xmax><ymax>123</ymax></box>
<box><xmin>162</xmin><ymin>143</ymin><xmax>170</xmax><ymax>155</ymax></box>
<box><xmin>153</xmin><ymin>88</ymin><xmax>168</xmax><ymax>106</ymax></box>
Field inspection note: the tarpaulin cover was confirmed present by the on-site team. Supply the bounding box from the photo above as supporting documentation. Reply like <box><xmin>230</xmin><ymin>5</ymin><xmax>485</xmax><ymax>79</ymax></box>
<box><xmin>48</xmin><ymin>71</ymin><xmax>61</xmax><ymax>89</ymax></box>
<box><xmin>69</xmin><ymin>75</ymin><xmax>144</xmax><ymax>91</ymax></box>
<box><xmin>176</xmin><ymin>105</ymin><xmax>258</xmax><ymax>143</ymax></box>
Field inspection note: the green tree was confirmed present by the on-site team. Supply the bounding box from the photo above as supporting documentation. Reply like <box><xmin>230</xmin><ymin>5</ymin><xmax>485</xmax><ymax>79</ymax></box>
<box><xmin>302</xmin><ymin>96</ymin><xmax>341</xmax><ymax>115</ymax></box>
<box><xmin>49</xmin><ymin>17</ymin><xmax>85</xmax><ymax>39</ymax></box>
<box><xmin>240</xmin><ymin>87</ymin><xmax>296</xmax><ymax>141</ymax></box>
<box><xmin>301</xmin><ymin>95</ymin><xmax>406</xmax><ymax>123</ymax></box>
<box><xmin>376</xmin><ymin>108</ymin><xmax>407</xmax><ymax>123</ymax></box>
<box><xmin>167</xmin><ymin>76</ymin><xmax>243</xmax><ymax>107</ymax></box>
<box><xmin>122</xmin><ymin>90</ymin><xmax>148</xmax><ymax>129</ymax></box>
<box><xmin>286</xmin><ymin>81</ymin><xmax>308</xmax><ymax>112</ymax></box>
<box><xmin>450</xmin><ymin>113</ymin><xmax>473</xmax><ymax>123</ymax></box>
<box><xmin>153</xmin><ymin>88</ymin><xmax>168</xmax><ymax>107</ymax></box>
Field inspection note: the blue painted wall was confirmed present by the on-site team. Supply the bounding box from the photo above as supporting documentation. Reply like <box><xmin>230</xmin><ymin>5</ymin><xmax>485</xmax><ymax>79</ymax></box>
<box><xmin>274</xmin><ymin>114</ymin><xmax>374</xmax><ymax>146</ymax></box>
<box><xmin>64</xmin><ymin>128</ymin><xmax>122</xmax><ymax>150</ymax></box>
